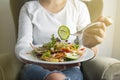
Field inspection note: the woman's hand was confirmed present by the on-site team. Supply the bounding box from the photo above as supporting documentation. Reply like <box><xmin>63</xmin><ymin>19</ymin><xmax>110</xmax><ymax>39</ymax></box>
<box><xmin>82</xmin><ymin>16</ymin><xmax>112</xmax><ymax>48</ymax></box>
<box><xmin>93</xmin><ymin>16</ymin><xmax>112</xmax><ymax>26</ymax></box>
<box><xmin>82</xmin><ymin>22</ymin><xmax>106</xmax><ymax>48</ymax></box>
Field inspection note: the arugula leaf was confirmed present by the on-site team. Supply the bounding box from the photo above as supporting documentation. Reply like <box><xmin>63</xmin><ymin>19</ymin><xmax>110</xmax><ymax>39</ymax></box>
<box><xmin>50</xmin><ymin>34</ymin><xmax>57</xmax><ymax>48</ymax></box>
<box><xmin>72</xmin><ymin>44</ymin><xmax>79</xmax><ymax>49</ymax></box>
<box><xmin>43</xmin><ymin>34</ymin><xmax>57</xmax><ymax>51</ymax></box>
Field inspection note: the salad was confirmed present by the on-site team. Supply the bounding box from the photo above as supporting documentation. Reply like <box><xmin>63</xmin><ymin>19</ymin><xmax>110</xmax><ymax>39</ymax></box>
<box><xmin>30</xmin><ymin>25</ymin><xmax>85</xmax><ymax>62</ymax></box>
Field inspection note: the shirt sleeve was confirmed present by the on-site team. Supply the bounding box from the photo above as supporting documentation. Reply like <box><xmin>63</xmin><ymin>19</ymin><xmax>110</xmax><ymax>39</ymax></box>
<box><xmin>76</xmin><ymin>1</ymin><xmax>91</xmax><ymax>45</ymax></box>
<box><xmin>77</xmin><ymin>2</ymin><xmax>91</xmax><ymax>31</ymax></box>
<box><xmin>15</xmin><ymin>4</ymin><xmax>33</xmax><ymax>60</ymax></box>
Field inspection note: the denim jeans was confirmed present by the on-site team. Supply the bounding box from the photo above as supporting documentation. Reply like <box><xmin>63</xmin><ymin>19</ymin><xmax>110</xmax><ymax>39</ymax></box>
<box><xmin>20</xmin><ymin>64</ymin><xmax>83</xmax><ymax>80</ymax></box>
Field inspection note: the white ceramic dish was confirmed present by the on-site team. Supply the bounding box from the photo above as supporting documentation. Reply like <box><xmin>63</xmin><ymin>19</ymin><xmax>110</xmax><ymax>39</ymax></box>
<box><xmin>19</xmin><ymin>47</ymin><xmax>94</xmax><ymax>65</ymax></box>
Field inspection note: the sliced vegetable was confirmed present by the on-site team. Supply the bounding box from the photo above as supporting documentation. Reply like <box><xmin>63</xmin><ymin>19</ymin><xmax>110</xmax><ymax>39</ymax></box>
<box><xmin>58</xmin><ymin>25</ymin><xmax>70</xmax><ymax>40</ymax></box>
<box><xmin>65</xmin><ymin>53</ymin><xmax>80</xmax><ymax>60</ymax></box>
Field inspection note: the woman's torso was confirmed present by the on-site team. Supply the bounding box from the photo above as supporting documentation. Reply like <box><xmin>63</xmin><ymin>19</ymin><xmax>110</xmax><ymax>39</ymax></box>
<box><xmin>23</xmin><ymin>0</ymin><xmax>90</xmax><ymax>45</ymax></box>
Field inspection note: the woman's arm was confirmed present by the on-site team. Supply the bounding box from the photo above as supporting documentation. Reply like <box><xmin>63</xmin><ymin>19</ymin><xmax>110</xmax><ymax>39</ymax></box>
<box><xmin>15</xmin><ymin>4</ymin><xmax>33</xmax><ymax>60</ymax></box>
<box><xmin>76</xmin><ymin>2</ymin><xmax>98</xmax><ymax>55</ymax></box>
<box><xmin>77</xmin><ymin>1</ymin><xmax>91</xmax><ymax>31</ymax></box>
<box><xmin>91</xmin><ymin>46</ymin><xmax>98</xmax><ymax>57</ymax></box>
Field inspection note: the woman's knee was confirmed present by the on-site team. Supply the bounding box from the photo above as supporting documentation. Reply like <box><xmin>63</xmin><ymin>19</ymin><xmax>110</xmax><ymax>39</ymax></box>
<box><xmin>45</xmin><ymin>72</ymin><xmax>67</xmax><ymax>80</ymax></box>
<box><xmin>20</xmin><ymin>64</ymin><xmax>51</xmax><ymax>80</ymax></box>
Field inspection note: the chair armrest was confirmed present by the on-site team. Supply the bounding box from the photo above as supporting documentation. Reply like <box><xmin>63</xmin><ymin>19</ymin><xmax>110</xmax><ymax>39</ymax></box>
<box><xmin>81</xmin><ymin>57</ymin><xmax>120</xmax><ymax>80</ymax></box>
<box><xmin>0</xmin><ymin>53</ymin><xmax>23</xmax><ymax>80</ymax></box>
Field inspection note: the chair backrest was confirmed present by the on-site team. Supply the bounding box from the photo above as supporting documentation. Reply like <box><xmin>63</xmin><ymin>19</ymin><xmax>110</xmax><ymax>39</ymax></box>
<box><xmin>10</xmin><ymin>0</ymin><xmax>28</xmax><ymax>35</ymax></box>
<box><xmin>83</xmin><ymin>0</ymin><xmax>103</xmax><ymax>21</ymax></box>
<box><xmin>10</xmin><ymin>0</ymin><xmax>103</xmax><ymax>37</ymax></box>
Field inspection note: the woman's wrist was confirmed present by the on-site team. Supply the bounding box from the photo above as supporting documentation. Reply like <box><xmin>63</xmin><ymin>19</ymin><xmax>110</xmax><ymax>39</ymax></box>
<box><xmin>91</xmin><ymin>46</ymin><xmax>98</xmax><ymax>57</ymax></box>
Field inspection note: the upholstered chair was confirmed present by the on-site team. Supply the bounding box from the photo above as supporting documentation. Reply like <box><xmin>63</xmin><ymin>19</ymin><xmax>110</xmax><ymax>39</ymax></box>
<box><xmin>0</xmin><ymin>0</ymin><xmax>120</xmax><ymax>80</ymax></box>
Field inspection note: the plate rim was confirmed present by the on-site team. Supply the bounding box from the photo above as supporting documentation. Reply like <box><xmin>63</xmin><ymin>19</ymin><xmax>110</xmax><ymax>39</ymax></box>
<box><xmin>19</xmin><ymin>47</ymin><xmax>95</xmax><ymax>65</ymax></box>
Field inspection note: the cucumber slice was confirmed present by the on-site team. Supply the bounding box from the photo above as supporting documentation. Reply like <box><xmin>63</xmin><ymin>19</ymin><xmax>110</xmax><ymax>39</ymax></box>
<box><xmin>58</xmin><ymin>25</ymin><xmax>70</xmax><ymax>40</ymax></box>
<box><xmin>65</xmin><ymin>53</ymin><xmax>79</xmax><ymax>60</ymax></box>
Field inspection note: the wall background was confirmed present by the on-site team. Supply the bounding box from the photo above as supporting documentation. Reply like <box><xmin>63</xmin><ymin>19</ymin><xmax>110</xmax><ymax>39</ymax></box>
<box><xmin>0</xmin><ymin>0</ymin><xmax>120</xmax><ymax>59</ymax></box>
<box><xmin>97</xmin><ymin>0</ymin><xmax>116</xmax><ymax>56</ymax></box>
<box><xmin>112</xmin><ymin>0</ymin><xmax>120</xmax><ymax>60</ymax></box>
<box><xmin>97</xmin><ymin>0</ymin><xmax>120</xmax><ymax>60</ymax></box>
<box><xmin>0</xmin><ymin>0</ymin><xmax>16</xmax><ymax>54</ymax></box>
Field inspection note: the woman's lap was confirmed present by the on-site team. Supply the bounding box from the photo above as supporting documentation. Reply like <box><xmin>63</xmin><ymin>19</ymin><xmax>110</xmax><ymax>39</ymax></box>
<box><xmin>20</xmin><ymin>64</ymin><xmax>83</xmax><ymax>80</ymax></box>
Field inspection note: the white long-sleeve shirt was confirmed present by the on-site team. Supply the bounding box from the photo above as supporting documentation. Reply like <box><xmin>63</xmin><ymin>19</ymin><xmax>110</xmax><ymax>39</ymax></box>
<box><xmin>15</xmin><ymin>0</ymin><xmax>90</xmax><ymax>59</ymax></box>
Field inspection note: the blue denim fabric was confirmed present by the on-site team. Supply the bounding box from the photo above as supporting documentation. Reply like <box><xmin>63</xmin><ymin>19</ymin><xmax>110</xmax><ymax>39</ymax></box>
<box><xmin>20</xmin><ymin>64</ymin><xmax>83</xmax><ymax>80</ymax></box>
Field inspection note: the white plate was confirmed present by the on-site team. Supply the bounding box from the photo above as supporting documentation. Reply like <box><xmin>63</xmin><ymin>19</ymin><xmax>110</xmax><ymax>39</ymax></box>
<box><xmin>19</xmin><ymin>47</ymin><xmax>94</xmax><ymax>65</ymax></box>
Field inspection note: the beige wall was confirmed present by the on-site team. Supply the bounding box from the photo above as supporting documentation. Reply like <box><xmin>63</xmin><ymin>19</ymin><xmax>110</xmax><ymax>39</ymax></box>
<box><xmin>97</xmin><ymin>0</ymin><xmax>117</xmax><ymax>57</ymax></box>
<box><xmin>97</xmin><ymin>0</ymin><xmax>120</xmax><ymax>60</ymax></box>
<box><xmin>112</xmin><ymin>0</ymin><xmax>120</xmax><ymax>60</ymax></box>
<box><xmin>0</xmin><ymin>0</ymin><xmax>15</xmax><ymax>54</ymax></box>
